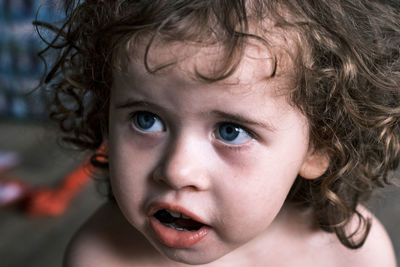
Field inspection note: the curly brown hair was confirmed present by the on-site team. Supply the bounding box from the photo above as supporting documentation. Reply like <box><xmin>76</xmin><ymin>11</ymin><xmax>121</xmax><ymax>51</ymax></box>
<box><xmin>35</xmin><ymin>0</ymin><xmax>400</xmax><ymax>250</ymax></box>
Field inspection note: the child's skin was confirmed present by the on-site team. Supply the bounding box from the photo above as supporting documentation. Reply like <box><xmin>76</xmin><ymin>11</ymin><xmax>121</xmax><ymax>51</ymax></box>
<box><xmin>64</xmin><ymin>40</ymin><xmax>397</xmax><ymax>266</ymax></box>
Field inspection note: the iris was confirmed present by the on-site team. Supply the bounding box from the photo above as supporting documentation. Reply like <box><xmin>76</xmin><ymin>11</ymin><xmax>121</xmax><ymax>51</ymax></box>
<box><xmin>217</xmin><ymin>123</ymin><xmax>251</xmax><ymax>145</ymax></box>
<box><xmin>132</xmin><ymin>111</ymin><xmax>164</xmax><ymax>132</ymax></box>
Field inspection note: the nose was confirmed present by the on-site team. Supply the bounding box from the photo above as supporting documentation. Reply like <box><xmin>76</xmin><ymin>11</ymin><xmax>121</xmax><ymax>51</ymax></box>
<box><xmin>152</xmin><ymin>134</ymin><xmax>211</xmax><ymax>191</ymax></box>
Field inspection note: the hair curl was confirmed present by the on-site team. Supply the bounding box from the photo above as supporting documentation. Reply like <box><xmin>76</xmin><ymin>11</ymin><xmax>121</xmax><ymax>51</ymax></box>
<box><xmin>35</xmin><ymin>0</ymin><xmax>400</xmax><ymax>249</ymax></box>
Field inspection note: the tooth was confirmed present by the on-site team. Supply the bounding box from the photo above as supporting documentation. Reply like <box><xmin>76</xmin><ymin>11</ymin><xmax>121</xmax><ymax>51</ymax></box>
<box><xmin>181</xmin><ymin>214</ymin><xmax>191</xmax><ymax>219</ymax></box>
<box><xmin>165</xmin><ymin>223</ymin><xmax>186</xmax><ymax>231</ymax></box>
<box><xmin>168</xmin><ymin>210</ymin><xmax>181</xmax><ymax>218</ymax></box>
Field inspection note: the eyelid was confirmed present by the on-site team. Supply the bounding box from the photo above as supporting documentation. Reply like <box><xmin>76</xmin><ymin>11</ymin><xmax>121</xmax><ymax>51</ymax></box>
<box><xmin>214</xmin><ymin>122</ymin><xmax>257</xmax><ymax>146</ymax></box>
<box><xmin>117</xmin><ymin>99</ymin><xmax>168</xmax><ymax>125</ymax></box>
<box><xmin>209</xmin><ymin>110</ymin><xmax>275</xmax><ymax>133</ymax></box>
<box><xmin>216</xmin><ymin>121</ymin><xmax>258</xmax><ymax>140</ymax></box>
<box><xmin>213</xmin><ymin>126</ymin><xmax>255</xmax><ymax>153</ymax></box>
<box><xmin>129</xmin><ymin>111</ymin><xmax>166</xmax><ymax>133</ymax></box>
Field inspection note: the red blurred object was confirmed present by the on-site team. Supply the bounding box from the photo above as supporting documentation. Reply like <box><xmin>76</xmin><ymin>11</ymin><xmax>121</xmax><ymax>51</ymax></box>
<box><xmin>0</xmin><ymin>158</ymin><xmax>92</xmax><ymax>217</ymax></box>
<box><xmin>0</xmin><ymin>146</ymin><xmax>107</xmax><ymax>217</ymax></box>
<box><xmin>22</xmin><ymin>162</ymin><xmax>93</xmax><ymax>216</ymax></box>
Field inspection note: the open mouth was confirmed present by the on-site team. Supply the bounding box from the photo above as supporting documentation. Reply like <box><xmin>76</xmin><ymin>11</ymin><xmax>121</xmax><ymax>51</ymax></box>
<box><xmin>149</xmin><ymin>204</ymin><xmax>210</xmax><ymax>248</ymax></box>
<box><xmin>154</xmin><ymin>209</ymin><xmax>204</xmax><ymax>232</ymax></box>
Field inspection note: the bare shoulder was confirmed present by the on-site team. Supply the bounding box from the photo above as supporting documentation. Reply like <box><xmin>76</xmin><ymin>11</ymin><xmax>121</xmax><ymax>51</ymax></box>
<box><xmin>306</xmin><ymin>206</ymin><xmax>397</xmax><ymax>267</ymax></box>
<box><xmin>280</xmin><ymin>204</ymin><xmax>396</xmax><ymax>267</ymax></box>
<box><xmin>64</xmin><ymin>202</ymin><xmax>162</xmax><ymax>267</ymax></box>
<box><xmin>337</xmin><ymin>206</ymin><xmax>397</xmax><ymax>267</ymax></box>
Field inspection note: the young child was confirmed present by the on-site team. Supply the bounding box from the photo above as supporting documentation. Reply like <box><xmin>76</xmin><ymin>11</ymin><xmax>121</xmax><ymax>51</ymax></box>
<box><xmin>36</xmin><ymin>0</ymin><xmax>400</xmax><ymax>266</ymax></box>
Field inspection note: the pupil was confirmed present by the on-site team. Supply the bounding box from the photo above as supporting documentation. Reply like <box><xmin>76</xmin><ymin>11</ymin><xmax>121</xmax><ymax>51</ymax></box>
<box><xmin>220</xmin><ymin>124</ymin><xmax>239</xmax><ymax>141</ymax></box>
<box><xmin>137</xmin><ymin>112</ymin><xmax>155</xmax><ymax>129</ymax></box>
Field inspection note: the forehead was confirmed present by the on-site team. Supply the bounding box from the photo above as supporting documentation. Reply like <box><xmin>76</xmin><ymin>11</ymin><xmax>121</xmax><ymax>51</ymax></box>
<box><xmin>114</xmin><ymin>33</ymin><xmax>298</xmax><ymax>93</ymax></box>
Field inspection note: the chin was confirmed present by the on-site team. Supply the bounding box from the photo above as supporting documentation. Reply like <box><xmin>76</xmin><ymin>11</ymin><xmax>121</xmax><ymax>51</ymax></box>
<box><xmin>156</xmin><ymin>244</ymin><xmax>229</xmax><ymax>265</ymax></box>
<box><xmin>165</xmin><ymin>252</ymin><xmax>221</xmax><ymax>265</ymax></box>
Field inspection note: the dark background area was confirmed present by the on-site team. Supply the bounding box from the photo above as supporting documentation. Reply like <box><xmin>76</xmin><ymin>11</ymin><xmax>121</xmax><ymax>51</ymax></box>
<box><xmin>0</xmin><ymin>1</ymin><xmax>104</xmax><ymax>266</ymax></box>
<box><xmin>0</xmin><ymin>122</ymin><xmax>103</xmax><ymax>267</ymax></box>
<box><xmin>0</xmin><ymin>0</ymin><xmax>62</xmax><ymax>120</ymax></box>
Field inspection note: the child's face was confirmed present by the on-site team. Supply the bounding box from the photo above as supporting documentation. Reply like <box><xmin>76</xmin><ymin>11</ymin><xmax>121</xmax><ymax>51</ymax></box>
<box><xmin>108</xmin><ymin>44</ymin><xmax>312</xmax><ymax>265</ymax></box>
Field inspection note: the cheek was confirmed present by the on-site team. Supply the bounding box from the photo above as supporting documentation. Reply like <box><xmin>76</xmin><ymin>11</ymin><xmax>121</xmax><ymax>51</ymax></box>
<box><xmin>108</xmin><ymin>122</ymin><xmax>156</xmax><ymax>193</ymax></box>
<box><xmin>211</xmin><ymin>143</ymin><xmax>304</xmax><ymax>242</ymax></box>
<box><xmin>108</xmin><ymin>137</ymin><xmax>153</xmax><ymax>225</ymax></box>
<box><xmin>213</xmin><ymin>169</ymin><xmax>295</xmax><ymax>243</ymax></box>
<box><xmin>214</xmin><ymin>187</ymin><xmax>285</xmax><ymax>246</ymax></box>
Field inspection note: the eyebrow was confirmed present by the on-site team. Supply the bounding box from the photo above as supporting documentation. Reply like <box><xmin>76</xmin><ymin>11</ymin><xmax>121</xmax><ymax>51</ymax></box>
<box><xmin>114</xmin><ymin>99</ymin><xmax>275</xmax><ymax>131</ymax></box>
<box><xmin>114</xmin><ymin>99</ymin><xmax>158</xmax><ymax>110</ymax></box>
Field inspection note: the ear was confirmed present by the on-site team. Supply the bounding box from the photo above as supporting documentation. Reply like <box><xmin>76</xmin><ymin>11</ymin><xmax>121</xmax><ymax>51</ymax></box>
<box><xmin>299</xmin><ymin>150</ymin><xmax>330</xmax><ymax>180</ymax></box>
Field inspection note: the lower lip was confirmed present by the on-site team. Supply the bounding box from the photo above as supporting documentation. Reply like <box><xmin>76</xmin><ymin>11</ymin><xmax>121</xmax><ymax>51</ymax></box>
<box><xmin>149</xmin><ymin>216</ymin><xmax>210</xmax><ymax>248</ymax></box>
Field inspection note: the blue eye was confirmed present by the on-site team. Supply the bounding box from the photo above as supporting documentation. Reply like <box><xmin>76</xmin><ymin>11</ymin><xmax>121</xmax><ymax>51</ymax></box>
<box><xmin>216</xmin><ymin>123</ymin><xmax>252</xmax><ymax>145</ymax></box>
<box><xmin>132</xmin><ymin>111</ymin><xmax>165</xmax><ymax>133</ymax></box>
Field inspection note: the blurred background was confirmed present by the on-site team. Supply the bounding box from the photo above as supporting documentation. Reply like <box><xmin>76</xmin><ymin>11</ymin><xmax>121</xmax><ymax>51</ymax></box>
<box><xmin>0</xmin><ymin>0</ymin><xmax>399</xmax><ymax>266</ymax></box>
<box><xmin>0</xmin><ymin>1</ymin><xmax>104</xmax><ymax>266</ymax></box>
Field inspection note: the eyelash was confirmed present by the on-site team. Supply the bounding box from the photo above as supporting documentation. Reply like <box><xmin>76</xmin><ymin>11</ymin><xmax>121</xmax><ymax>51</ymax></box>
<box><xmin>129</xmin><ymin>111</ymin><xmax>166</xmax><ymax>134</ymax></box>
<box><xmin>214</xmin><ymin>122</ymin><xmax>256</xmax><ymax>148</ymax></box>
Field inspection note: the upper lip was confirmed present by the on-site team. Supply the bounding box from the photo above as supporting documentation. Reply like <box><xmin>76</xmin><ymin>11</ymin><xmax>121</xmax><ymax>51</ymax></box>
<box><xmin>147</xmin><ymin>201</ymin><xmax>208</xmax><ymax>225</ymax></box>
